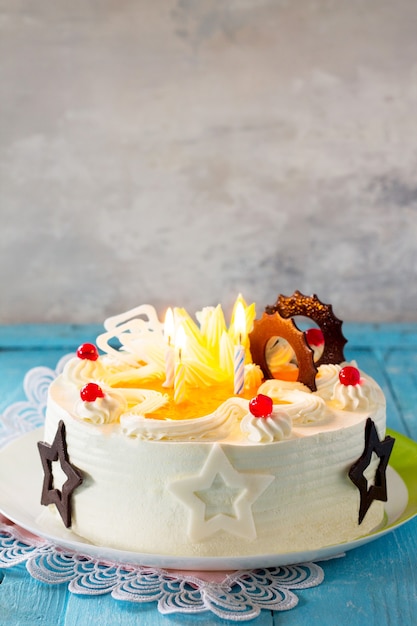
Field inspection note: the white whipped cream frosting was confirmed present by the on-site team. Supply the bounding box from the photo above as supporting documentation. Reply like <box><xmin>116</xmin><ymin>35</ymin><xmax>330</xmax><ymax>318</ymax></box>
<box><xmin>330</xmin><ymin>377</ymin><xmax>378</xmax><ymax>411</ymax></box>
<box><xmin>59</xmin><ymin>361</ymin><xmax>382</xmax><ymax>438</ymax></box>
<box><xmin>121</xmin><ymin>397</ymin><xmax>249</xmax><ymax>441</ymax></box>
<box><xmin>315</xmin><ymin>364</ymin><xmax>342</xmax><ymax>400</ymax></box>
<box><xmin>75</xmin><ymin>387</ymin><xmax>127</xmax><ymax>425</ymax></box>
<box><xmin>257</xmin><ymin>379</ymin><xmax>329</xmax><ymax>425</ymax></box>
<box><xmin>243</xmin><ymin>363</ymin><xmax>264</xmax><ymax>390</ymax></box>
<box><xmin>315</xmin><ymin>362</ymin><xmax>379</xmax><ymax>411</ymax></box>
<box><xmin>62</xmin><ymin>356</ymin><xmax>108</xmax><ymax>385</ymax></box>
<box><xmin>241</xmin><ymin>409</ymin><xmax>292</xmax><ymax>443</ymax></box>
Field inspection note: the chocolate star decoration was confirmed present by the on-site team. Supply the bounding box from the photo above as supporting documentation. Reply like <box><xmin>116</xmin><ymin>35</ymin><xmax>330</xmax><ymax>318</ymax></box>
<box><xmin>38</xmin><ymin>420</ymin><xmax>83</xmax><ymax>528</ymax></box>
<box><xmin>349</xmin><ymin>418</ymin><xmax>395</xmax><ymax>524</ymax></box>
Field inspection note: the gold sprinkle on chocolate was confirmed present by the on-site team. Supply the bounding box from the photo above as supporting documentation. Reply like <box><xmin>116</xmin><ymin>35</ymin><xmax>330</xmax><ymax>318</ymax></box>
<box><xmin>266</xmin><ymin>290</ymin><xmax>347</xmax><ymax>366</ymax></box>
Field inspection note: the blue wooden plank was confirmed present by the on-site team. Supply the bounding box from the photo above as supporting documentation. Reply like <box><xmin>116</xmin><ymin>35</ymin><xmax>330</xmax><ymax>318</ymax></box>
<box><xmin>0</xmin><ymin>564</ymin><xmax>68</xmax><ymax>625</ymax></box>
<box><xmin>274</xmin><ymin>519</ymin><xmax>417</xmax><ymax>625</ymax></box>
<box><xmin>344</xmin><ymin>323</ymin><xmax>417</xmax><ymax>348</ymax></box>
<box><xmin>0</xmin><ymin>324</ymin><xmax>101</xmax><ymax>349</ymax></box>
<box><xmin>383</xmin><ymin>350</ymin><xmax>417</xmax><ymax>441</ymax></box>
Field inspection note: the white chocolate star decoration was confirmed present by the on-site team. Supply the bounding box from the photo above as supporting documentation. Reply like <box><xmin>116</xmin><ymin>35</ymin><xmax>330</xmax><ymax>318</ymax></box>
<box><xmin>169</xmin><ymin>445</ymin><xmax>274</xmax><ymax>541</ymax></box>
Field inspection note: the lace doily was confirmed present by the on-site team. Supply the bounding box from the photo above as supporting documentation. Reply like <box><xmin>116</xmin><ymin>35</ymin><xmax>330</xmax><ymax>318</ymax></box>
<box><xmin>0</xmin><ymin>356</ymin><xmax>325</xmax><ymax>620</ymax></box>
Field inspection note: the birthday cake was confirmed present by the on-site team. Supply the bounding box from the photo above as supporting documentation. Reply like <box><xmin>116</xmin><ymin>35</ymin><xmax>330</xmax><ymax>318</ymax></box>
<box><xmin>38</xmin><ymin>291</ymin><xmax>394</xmax><ymax>557</ymax></box>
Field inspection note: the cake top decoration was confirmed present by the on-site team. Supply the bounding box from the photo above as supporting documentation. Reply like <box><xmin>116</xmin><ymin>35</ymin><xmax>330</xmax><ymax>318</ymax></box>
<box><xmin>92</xmin><ymin>295</ymin><xmax>258</xmax><ymax>411</ymax></box>
<box><xmin>80</xmin><ymin>382</ymin><xmax>105</xmax><ymax>402</ymax></box>
<box><xmin>266</xmin><ymin>290</ymin><xmax>347</xmax><ymax>366</ymax></box>
<box><xmin>249</xmin><ymin>311</ymin><xmax>318</xmax><ymax>391</ymax></box>
<box><xmin>339</xmin><ymin>366</ymin><xmax>361</xmax><ymax>386</ymax></box>
<box><xmin>305</xmin><ymin>327</ymin><xmax>324</xmax><ymax>347</ymax></box>
<box><xmin>76</xmin><ymin>343</ymin><xmax>99</xmax><ymax>361</ymax></box>
<box><xmin>56</xmin><ymin>291</ymin><xmax>371</xmax><ymax>426</ymax></box>
<box><xmin>249</xmin><ymin>394</ymin><xmax>273</xmax><ymax>418</ymax></box>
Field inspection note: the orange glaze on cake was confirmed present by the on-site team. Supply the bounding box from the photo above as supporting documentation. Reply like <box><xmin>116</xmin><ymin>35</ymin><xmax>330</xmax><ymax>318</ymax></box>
<box><xmin>114</xmin><ymin>379</ymin><xmax>258</xmax><ymax>420</ymax></box>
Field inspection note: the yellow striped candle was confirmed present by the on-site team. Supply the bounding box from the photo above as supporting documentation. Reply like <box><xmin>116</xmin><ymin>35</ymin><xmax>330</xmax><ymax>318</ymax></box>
<box><xmin>174</xmin><ymin>361</ymin><xmax>187</xmax><ymax>404</ymax></box>
<box><xmin>174</xmin><ymin>324</ymin><xmax>187</xmax><ymax>404</ymax></box>
<box><xmin>163</xmin><ymin>346</ymin><xmax>175</xmax><ymax>388</ymax></box>
<box><xmin>233</xmin><ymin>344</ymin><xmax>245</xmax><ymax>395</ymax></box>
<box><xmin>233</xmin><ymin>302</ymin><xmax>246</xmax><ymax>395</ymax></box>
<box><xmin>162</xmin><ymin>308</ymin><xmax>175</xmax><ymax>388</ymax></box>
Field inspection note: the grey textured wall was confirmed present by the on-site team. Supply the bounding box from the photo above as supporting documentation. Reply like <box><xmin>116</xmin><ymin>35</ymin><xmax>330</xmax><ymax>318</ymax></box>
<box><xmin>1</xmin><ymin>0</ymin><xmax>417</xmax><ymax>324</ymax></box>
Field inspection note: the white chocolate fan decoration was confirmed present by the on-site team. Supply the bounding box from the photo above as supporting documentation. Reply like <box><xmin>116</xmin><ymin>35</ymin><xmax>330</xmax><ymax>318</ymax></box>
<box><xmin>96</xmin><ymin>305</ymin><xmax>165</xmax><ymax>368</ymax></box>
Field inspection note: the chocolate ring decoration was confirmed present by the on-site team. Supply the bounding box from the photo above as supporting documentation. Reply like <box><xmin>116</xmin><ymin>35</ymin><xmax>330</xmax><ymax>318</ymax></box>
<box><xmin>249</xmin><ymin>311</ymin><xmax>318</xmax><ymax>391</ymax></box>
<box><xmin>266</xmin><ymin>290</ymin><xmax>347</xmax><ymax>367</ymax></box>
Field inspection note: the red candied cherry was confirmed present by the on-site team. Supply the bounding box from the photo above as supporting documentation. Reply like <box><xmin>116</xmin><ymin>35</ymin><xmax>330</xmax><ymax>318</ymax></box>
<box><xmin>77</xmin><ymin>343</ymin><xmax>100</xmax><ymax>361</ymax></box>
<box><xmin>339</xmin><ymin>366</ymin><xmax>361</xmax><ymax>386</ymax></box>
<box><xmin>305</xmin><ymin>327</ymin><xmax>324</xmax><ymax>347</ymax></box>
<box><xmin>80</xmin><ymin>382</ymin><xmax>105</xmax><ymax>402</ymax></box>
<box><xmin>249</xmin><ymin>394</ymin><xmax>274</xmax><ymax>418</ymax></box>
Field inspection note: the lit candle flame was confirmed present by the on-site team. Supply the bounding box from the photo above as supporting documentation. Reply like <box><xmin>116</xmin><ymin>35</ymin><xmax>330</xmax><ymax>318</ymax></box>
<box><xmin>174</xmin><ymin>324</ymin><xmax>188</xmax><ymax>403</ymax></box>
<box><xmin>164</xmin><ymin>308</ymin><xmax>175</xmax><ymax>347</ymax></box>
<box><xmin>163</xmin><ymin>307</ymin><xmax>175</xmax><ymax>388</ymax></box>
<box><xmin>175</xmin><ymin>324</ymin><xmax>187</xmax><ymax>362</ymax></box>
<box><xmin>234</xmin><ymin>301</ymin><xmax>246</xmax><ymax>345</ymax></box>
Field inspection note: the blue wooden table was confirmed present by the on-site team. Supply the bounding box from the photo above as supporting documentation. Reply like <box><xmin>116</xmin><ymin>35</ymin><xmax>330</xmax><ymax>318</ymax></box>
<box><xmin>1</xmin><ymin>323</ymin><xmax>417</xmax><ymax>625</ymax></box>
